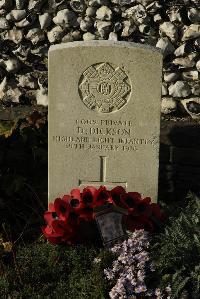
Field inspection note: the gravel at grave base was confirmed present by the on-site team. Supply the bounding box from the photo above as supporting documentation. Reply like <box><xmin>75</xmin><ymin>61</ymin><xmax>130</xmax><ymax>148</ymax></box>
<box><xmin>0</xmin><ymin>0</ymin><xmax>199</xmax><ymax>120</ymax></box>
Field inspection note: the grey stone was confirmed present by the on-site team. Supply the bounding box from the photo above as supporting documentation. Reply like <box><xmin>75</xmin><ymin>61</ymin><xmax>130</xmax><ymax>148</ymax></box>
<box><xmin>161</xmin><ymin>97</ymin><xmax>177</xmax><ymax>114</ymax></box>
<box><xmin>169</xmin><ymin>81</ymin><xmax>191</xmax><ymax>98</ymax></box>
<box><xmin>48</xmin><ymin>41</ymin><xmax>162</xmax><ymax>202</ymax></box>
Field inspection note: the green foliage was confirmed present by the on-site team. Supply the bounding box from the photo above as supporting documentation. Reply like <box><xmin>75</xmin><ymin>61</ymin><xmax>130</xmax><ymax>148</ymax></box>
<box><xmin>152</xmin><ymin>193</ymin><xmax>200</xmax><ymax>298</ymax></box>
<box><xmin>0</xmin><ymin>240</ymin><xmax>114</xmax><ymax>299</ymax></box>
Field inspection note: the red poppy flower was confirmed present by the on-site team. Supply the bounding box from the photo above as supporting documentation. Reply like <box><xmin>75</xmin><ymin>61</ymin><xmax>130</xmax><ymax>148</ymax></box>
<box><xmin>93</xmin><ymin>186</ymin><xmax>111</xmax><ymax>206</ymax></box>
<box><xmin>42</xmin><ymin>186</ymin><xmax>165</xmax><ymax>245</ymax></box>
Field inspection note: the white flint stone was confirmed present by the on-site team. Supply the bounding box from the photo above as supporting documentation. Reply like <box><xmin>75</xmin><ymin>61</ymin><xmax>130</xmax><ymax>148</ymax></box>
<box><xmin>86</xmin><ymin>6</ymin><xmax>96</xmax><ymax>17</ymax></box>
<box><xmin>169</xmin><ymin>81</ymin><xmax>191</xmax><ymax>98</ymax></box>
<box><xmin>5</xmin><ymin>27</ymin><xmax>23</xmax><ymax>44</ymax></box>
<box><xmin>0</xmin><ymin>9</ymin><xmax>6</xmax><ymax>16</ymax></box>
<box><xmin>188</xmin><ymin>8</ymin><xmax>200</xmax><ymax>24</ymax></box>
<box><xmin>18</xmin><ymin>74</ymin><xmax>38</xmax><ymax>89</ymax></box>
<box><xmin>167</xmin><ymin>7</ymin><xmax>182</xmax><ymax>23</ymax></box>
<box><xmin>153</xmin><ymin>13</ymin><xmax>162</xmax><ymax>23</ymax></box>
<box><xmin>26</xmin><ymin>28</ymin><xmax>45</xmax><ymax>45</ymax></box>
<box><xmin>36</xmin><ymin>81</ymin><xmax>48</xmax><ymax>106</ymax></box>
<box><xmin>192</xmin><ymin>83</ymin><xmax>200</xmax><ymax>96</ymax></box>
<box><xmin>196</xmin><ymin>60</ymin><xmax>200</xmax><ymax>72</ymax></box>
<box><xmin>0</xmin><ymin>17</ymin><xmax>10</xmax><ymax>29</ymax></box>
<box><xmin>95</xmin><ymin>20</ymin><xmax>112</xmax><ymax>37</ymax></box>
<box><xmin>182</xmin><ymin>24</ymin><xmax>200</xmax><ymax>41</ymax></box>
<box><xmin>194</xmin><ymin>37</ymin><xmax>200</xmax><ymax>49</ymax></box>
<box><xmin>28</xmin><ymin>0</ymin><xmax>44</xmax><ymax>11</ymax></box>
<box><xmin>53</xmin><ymin>9</ymin><xmax>78</xmax><ymax>27</ymax></box>
<box><xmin>173</xmin><ymin>57</ymin><xmax>196</xmax><ymax>68</ymax></box>
<box><xmin>162</xmin><ymin>83</ymin><xmax>168</xmax><ymax>96</ymax></box>
<box><xmin>0</xmin><ymin>77</ymin><xmax>7</xmax><ymax>99</ymax></box>
<box><xmin>0</xmin><ymin>0</ymin><xmax>12</xmax><ymax>9</ymax></box>
<box><xmin>117</xmin><ymin>0</ymin><xmax>135</xmax><ymax>5</ymax></box>
<box><xmin>159</xmin><ymin>22</ymin><xmax>178</xmax><ymax>42</ymax></box>
<box><xmin>108</xmin><ymin>32</ymin><xmax>117</xmax><ymax>41</ymax></box>
<box><xmin>7</xmin><ymin>87</ymin><xmax>22</xmax><ymax>103</ymax></box>
<box><xmin>6</xmin><ymin>10</ymin><xmax>27</xmax><ymax>22</ymax></box>
<box><xmin>83</xmin><ymin>32</ymin><xmax>96</xmax><ymax>40</ymax></box>
<box><xmin>181</xmin><ymin>98</ymin><xmax>200</xmax><ymax>119</ymax></box>
<box><xmin>70</xmin><ymin>0</ymin><xmax>86</xmax><ymax>13</ymax></box>
<box><xmin>15</xmin><ymin>15</ymin><xmax>35</xmax><ymax>27</ymax></box>
<box><xmin>161</xmin><ymin>97</ymin><xmax>177</xmax><ymax>114</ymax></box>
<box><xmin>174</xmin><ymin>43</ymin><xmax>187</xmax><ymax>57</ymax></box>
<box><xmin>182</xmin><ymin>70</ymin><xmax>199</xmax><ymax>81</ymax></box>
<box><xmin>136</xmin><ymin>0</ymin><xmax>155</xmax><ymax>6</ymax></box>
<box><xmin>156</xmin><ymin>37</ymin><xmax>175</xmax><ymax>57</ymax></box>
<box><xmin>123</xmin><ymin>5</ymin><xmax>147</xmax><ymax>25</ymax></box>
<box><xmin>62</xmin><ymin>33</ymin><xmax>73</xmax><ymax>43</ymax></box>
<box><xmin>121</xmin><ymin>20</ymin><xmax>136</xmax><ymax>37</ymax></box>
<box><xmin>146</xmin><ymin>1</ymin><xmax>162</xmax><ymax>14</ymax></box>
<box><xmin>96</xmin><ymin>6</ymin><xmax>112</xmax><ymax>20</ymax></box>
<box><xmin>164</xmin><ymin>72</ymin><xmax>179</xmax><ymax>83</ymax></box>
<box><xmin>4</xmin><ymin>59</ymin><xmax>20</xmax><ymax>72</ymax></box>
<box><xmin>13</xmin><ymin>44</ymin><xmax>30</xmax><ymax>60</ymax></box>
<box><xmin>71</xmin><ymin>30</ymin><xmax>82</xmax><ymax>40</ymax></box>
<box><xmin>39</xmin><ymin>13</ymin><xmax>51</xmax><ymax>30</ymax></box>
<box><xmin>15</xmin><ymin>0</ymin><xmax>26</xmax><ymax>9</ymax></box>
<box><xmin>80</xmin><ymin>17</ymin><xmax>93</xmax><ymax>31</ymax></box>
<box><xmin>47</xmin><ymin>26</ymin><xmax>63</xmax><ymax>43</ymax></box>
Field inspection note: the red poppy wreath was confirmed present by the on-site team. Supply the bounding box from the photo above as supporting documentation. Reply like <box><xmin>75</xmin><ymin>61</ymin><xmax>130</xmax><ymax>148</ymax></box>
<box><xmin>42</xmin><ymin>186</ymin><xmax>165</xmax><ymax>245</ymax></box>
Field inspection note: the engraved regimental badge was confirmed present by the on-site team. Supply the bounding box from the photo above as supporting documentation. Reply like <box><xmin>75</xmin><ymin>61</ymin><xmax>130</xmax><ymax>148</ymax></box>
<box><xmin>79</xmin><ymin>62</ymin><xmax>131</xmax><ymax>113</ymax></box>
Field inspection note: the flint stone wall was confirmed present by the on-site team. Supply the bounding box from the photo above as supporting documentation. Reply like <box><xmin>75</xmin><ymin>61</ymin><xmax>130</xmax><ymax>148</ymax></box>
<box><xmin>0</xmin><ymin>0</ymin><xmax>199</xmax><ymax>118</ymax></box>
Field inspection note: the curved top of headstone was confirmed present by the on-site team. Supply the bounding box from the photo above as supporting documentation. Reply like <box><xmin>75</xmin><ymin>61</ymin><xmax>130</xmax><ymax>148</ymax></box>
<box><xmin>49</xmin><ymin>40</ymin><xmax>162</xmax><ymax>56</ymax></box>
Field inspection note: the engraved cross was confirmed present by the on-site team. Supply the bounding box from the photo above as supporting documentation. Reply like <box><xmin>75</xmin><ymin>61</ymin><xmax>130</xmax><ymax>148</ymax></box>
<box><xmin>79</xmin><ymin>156</ymin><xmax>127</xmax><ymax>190</ymax></box>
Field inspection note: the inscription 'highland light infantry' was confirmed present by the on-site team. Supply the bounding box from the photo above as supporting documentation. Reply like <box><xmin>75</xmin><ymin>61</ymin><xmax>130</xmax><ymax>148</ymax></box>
<box><xmin>79</xmin><ymin>62</ymin><xmax>131</xmax><ymax>113</ymax></box>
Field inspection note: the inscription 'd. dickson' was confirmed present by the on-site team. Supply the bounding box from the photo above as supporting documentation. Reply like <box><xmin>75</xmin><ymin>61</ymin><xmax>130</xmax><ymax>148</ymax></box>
<box><xmin>78</xmin><ymin>62</ymin><xmax>131</xmax><ymax>113</ymax></box>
